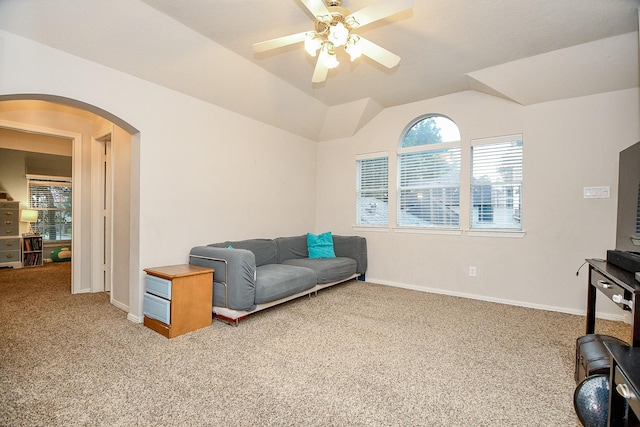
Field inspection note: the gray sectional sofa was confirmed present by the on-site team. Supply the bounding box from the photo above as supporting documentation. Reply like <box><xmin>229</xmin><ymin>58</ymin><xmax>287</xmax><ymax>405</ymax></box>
<box><xmin>189</xmin><ymin>234</ymin><xmax>367</xmax><ymax>324</ymax></box>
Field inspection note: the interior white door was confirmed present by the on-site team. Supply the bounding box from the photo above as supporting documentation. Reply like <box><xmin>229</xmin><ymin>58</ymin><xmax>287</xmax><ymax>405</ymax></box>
<box><xmin>93</xmin><ymin>133</ymin><xmax>112</xmax><ymax>292</ymax></box>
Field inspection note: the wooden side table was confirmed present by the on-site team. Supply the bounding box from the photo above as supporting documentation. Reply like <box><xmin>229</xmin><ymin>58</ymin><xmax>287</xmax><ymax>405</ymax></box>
<box><xmin>143</xmin><ymin>264</ymin><xmax>213</xmax><ymax>338</ymax></box>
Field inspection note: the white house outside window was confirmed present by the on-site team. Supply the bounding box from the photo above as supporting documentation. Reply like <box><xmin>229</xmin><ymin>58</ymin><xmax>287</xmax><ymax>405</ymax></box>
<box><xmin>27</xmin><ymin>175</ymin><xmax>72</xmax><ymax>241</ymax></box>
<box><xmin>356</xmin><ymin>153</ymin><xmax>389</xmax><ymax>226</ymax></box>
<box><xmin>470</xmin><ymin>135</ymin><xmax>523</xmax><ymax>230</ymax></box>
<box><xmin>397</xmin><ymin>115</ymin><xmax>461</xmax><ymax>228</ymax></box>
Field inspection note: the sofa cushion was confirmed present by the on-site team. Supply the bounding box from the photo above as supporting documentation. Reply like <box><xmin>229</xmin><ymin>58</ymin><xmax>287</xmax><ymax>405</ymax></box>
<box><xmin>275</xmin><ymin>235</ymin><xmax>308</xmax><ymax>263</ymax></box>
<box><xmin>209</xmin><ymin>238</ymin><xmax>277</xmax><ymax>267</ymax></box>
<box><xmin>254</xmin><ymin>264</ymin><xmax>317</xmax><ymax>304</ymax></box>
<box><xmin>307</xmin><ymin>232</ymin><xmax>336</xmax><ymax>259</ymax></box>
<box><xmin>282</xmin><ymin>257</ymin><xmax>356</xmax><ymax>284</ymax></box>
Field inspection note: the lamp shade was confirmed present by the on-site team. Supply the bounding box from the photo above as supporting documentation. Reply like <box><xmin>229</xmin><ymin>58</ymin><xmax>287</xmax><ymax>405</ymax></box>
<box><xmin>20</xmin><ymin>209</ymin><xmax>38</xmax><ymax>222</ymax></box>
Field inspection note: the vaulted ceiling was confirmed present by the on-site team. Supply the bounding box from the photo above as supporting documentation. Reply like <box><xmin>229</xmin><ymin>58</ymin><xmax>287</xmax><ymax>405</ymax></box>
<box><xmin>1</xmin><ymin>0</ymin><xmax>639</xmax><ymax>140</ymax></box>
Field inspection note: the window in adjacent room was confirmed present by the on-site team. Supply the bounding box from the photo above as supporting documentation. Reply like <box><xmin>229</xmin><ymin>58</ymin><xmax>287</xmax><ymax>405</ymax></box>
<box><xmin>356</xmin><ymin>153</ymin><xmax>389</xmax><ymax>226</ymax></box>
<box><xmin>470</xmin><ymin>135</ymin><xmax>523</xmax><ymax>230</ymax></box>
<box><xmin>397</xmin><ymin>115</ymin><xmax>461</xmax><ymax>228</ymax></box>
<box><xmin>27</xmin><ymin>175</ymin><xmax>72</xmax><ymax>241</ymax></box>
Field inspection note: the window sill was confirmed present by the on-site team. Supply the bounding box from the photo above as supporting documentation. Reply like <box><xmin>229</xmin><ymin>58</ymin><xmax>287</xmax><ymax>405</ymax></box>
<box><xmin>353</xmin><ymin>225</ymin><xmax>391</xmax><ymax>233</ymax></box>
<box><xmin>465</xmin><ymin>230</ymin><xmax>526</xmax><ymax>238</ymax></box>
<box><xmin>393</xmin><ymin>227</ymin><xmax>463</xmax><ymax>236</ymax></box>
<box><xmin>43</xmin><ymin>239</ymin><xmax>71</xmax><ymax>245</ymax></box>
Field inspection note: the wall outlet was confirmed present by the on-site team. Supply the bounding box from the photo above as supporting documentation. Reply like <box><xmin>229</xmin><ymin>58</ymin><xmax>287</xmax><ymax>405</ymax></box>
<box><xmin>469</xmin><ymin>266</ymin><xmax>477</xmax><ymax>277</ymax></box>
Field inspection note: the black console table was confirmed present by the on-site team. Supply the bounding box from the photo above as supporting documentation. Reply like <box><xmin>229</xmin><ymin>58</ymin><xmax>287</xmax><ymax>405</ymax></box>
<box><xmin>586</xmin><ymin>259</ymin><xmax>640</xmax><ymax>346</ymax></box>
<box><xmin>605</xmin><ymin>342</ymin><xmax>640</xmax><ymax>426</ymax></box>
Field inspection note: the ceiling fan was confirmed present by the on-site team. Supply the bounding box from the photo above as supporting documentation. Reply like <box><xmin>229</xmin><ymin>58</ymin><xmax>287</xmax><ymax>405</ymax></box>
<box><xmin>253</xmin><ymin>0</ymin><xmax>414</xmax><ymax>83</ymax></box>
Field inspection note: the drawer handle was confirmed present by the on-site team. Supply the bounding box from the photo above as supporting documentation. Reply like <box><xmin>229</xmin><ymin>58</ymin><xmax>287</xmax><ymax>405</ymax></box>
<box><xmin>5</xmin><ymin>253</ymin><xmax>14</xmax><ymax>259</ymax></box>
<box><xmin>4</xmin><ymin>220</ymin><xmax>12</xmax><ymax>225</ymax></box>
<box><xmin>5</xmin><ymin>230</ymin><xmax>12</xmax><ymax>234</ymax></box>
<box><xmin>597</xmin><ymin>280</ymin><xmax>612</xmax><ymax>289</ymax></box>
<box><xmin>4</xmin><ymin>211</ymin><xmax>12</xmax><ymax>216</ymax></box>
<box><xmin>616</xmin><ymin>383</ymin><xmax>637</xmax><ymax>400</ymax></box>
<box><xmin>6</xmin><ymin>241</ymin><xmax>13</xmax><ymax>247</ymax></box>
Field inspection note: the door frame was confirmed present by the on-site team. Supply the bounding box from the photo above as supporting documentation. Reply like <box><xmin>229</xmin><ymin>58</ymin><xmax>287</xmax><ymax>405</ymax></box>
<box><xmin>0</xmin><ymin>118</ymin><xmax>83</xmax><ymax>293</ymax></box>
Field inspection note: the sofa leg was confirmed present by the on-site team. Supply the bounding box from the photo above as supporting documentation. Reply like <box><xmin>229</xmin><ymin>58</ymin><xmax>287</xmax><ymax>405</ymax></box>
<box><xmin>357</xmin><ymin>273</ymin><xmax>366</xmax><ymax>281</ymax></box>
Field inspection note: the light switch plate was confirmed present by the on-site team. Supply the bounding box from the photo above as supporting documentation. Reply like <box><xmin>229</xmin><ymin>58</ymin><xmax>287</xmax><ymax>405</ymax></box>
<box><xmin>583</xmin><ymin>186</ymin><xmax>610</xmax><ymax>199</ymax></box>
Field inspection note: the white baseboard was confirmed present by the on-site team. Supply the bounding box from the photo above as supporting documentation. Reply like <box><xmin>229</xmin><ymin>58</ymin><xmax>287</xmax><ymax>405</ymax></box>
<box><xmin>127</xmin><ymin>312</ymin><xmax>143</xmax><ymax>323</ymax></box>
<box><xmin>110</xmin><ymin>298</ymin><xmax>129</xmax><ymax>313</ymax></box>
<box><xmin>364</xmin><ymin>277</ymin><xmax>627</xmax><ymax>323</ymax></box>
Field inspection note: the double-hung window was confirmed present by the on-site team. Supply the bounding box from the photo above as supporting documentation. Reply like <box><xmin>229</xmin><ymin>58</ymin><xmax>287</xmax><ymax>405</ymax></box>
<box><xmin>356</xmin><ymin>153</ymin><xmax>389</xmax><ymax>226</ymax></box>
<box><xmin>470</xmin><ymin>135</ymin><xmax>523</xmax><ymax>230</ymax></box>
<box><xmin>397</xmin><ymin>115</ymin><xmax>461</xmax><ymax>228</ymax></box>
<box><xmin>27</xmin><ymin>175</ymin><xmax>72</xmax><ymax>241</ymax></box>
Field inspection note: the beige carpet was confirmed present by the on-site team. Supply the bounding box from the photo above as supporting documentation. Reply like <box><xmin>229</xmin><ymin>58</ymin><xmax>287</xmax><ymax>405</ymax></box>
<box><xmin>0</xmin><ymin>262</ymin><xmax>631</xmax><ymax>426</ymax></box>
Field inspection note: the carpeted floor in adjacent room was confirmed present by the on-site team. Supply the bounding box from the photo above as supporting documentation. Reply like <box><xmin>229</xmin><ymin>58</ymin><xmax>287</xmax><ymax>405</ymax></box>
<box><xmin>0</xmin><ymin>262</ymin><xmax>630</xmax><ymax>426</ymax></box>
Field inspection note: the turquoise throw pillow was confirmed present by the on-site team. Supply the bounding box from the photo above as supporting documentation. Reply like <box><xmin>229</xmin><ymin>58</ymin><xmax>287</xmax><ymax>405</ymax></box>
<box><xmin>307</xmin><ymin>232</ymin><xmax>336</xmax><ymax>259</ymax></box>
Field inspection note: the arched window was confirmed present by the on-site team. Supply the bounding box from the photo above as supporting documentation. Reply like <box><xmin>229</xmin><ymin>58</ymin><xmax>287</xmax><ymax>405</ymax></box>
<box><xmin>397</xmin><ymin>115</ymin><xmax>461</xmax><ymax>228</ymax></box>
<box><xmin>400</xmin><ymin>115</ymin><xmax>461</xmax><ymax>147</ymax></box>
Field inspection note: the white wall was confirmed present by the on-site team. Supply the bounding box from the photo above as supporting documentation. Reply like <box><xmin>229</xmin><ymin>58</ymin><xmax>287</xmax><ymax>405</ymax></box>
<box><xmin>0</xmin><ymin>30</ymin><xmax>318</xmax><ymax>321</ymax></box>
<box><xmin>3</xmin><ymin>28</ymin><xmax>638</xmax><ymax>322</ymax></box>
<box><xmin>316</xmin><ymin>89</ymin><xmax>640</xmax><ymax>319</ymax></box>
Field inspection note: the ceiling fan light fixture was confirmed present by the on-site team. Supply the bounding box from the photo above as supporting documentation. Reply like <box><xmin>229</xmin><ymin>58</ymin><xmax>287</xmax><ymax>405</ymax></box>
<box><xmin>319</xmin><ymin>42</ymin><xmax>340</xmax><ymax>69</ymax></box>
<box><xmin>345</xmin><ymin>34</ymin><xmax>361</xmax><ymax>61</ymax></box>
<box><xmin>329</xmin><ymin>21</ymin><xmax>349</xmax><ymax>47</ymax></box>
<box><xmin>304</xmin><ymin>32</ymin><xmax>322</xmax><ymax>56</ymax></box>
<box><xmin>253</xmin><ymin>0</ymin><xmax>415</xmax><ymax>83</ymax></box>
<box><xmin>345</xmin><ymin>15</ymin><xmax>359</xmax><ymax>29</ymax></box>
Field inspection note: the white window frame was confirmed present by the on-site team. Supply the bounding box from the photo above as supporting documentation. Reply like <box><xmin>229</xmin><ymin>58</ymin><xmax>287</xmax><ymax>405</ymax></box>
<box><xmin>27</xmin><ymin>174</ymin><xmax>73</xmax><ymax>242</ymax></box>
<box><xmin>356</xmin><ymin>152</ymin><xmax>389</xmax><ymax>228</ymax></box>
<box><xmin>396</xmin><ymin>115</ymin><xmax>461</xmax><ymax>230</ymax></box>
<box><xmin>468</xmin><ymin>134</ymin><xmax>523</xmax><ymax>235</ymax></box>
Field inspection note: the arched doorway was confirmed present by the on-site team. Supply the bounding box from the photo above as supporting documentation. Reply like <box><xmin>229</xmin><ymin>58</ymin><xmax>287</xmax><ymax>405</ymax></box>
<box><xmin>0</xmin><ymin>95</ymin><xmax>140</xmax><ymax>317</ymax></box>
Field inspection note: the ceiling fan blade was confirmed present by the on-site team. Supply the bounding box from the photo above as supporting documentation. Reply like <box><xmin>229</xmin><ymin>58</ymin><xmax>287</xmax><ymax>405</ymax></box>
<box><xmin>300</xmin><ymin>0</ymin><xmax>330</xmax><ymax>19</ymax></box>
<box><xmin>347</xmin><ymin>0</ymin><xmax>414</xmax><ymax>28</ymax></box>
<box><xmin>312</xmin><ymin>57</ymin><xmax>329</xmax><ymax>83</ymax></box>
<box><xmin>253</xmin><ymin>32</ymin><xmax>307</xmax><ymax>53</ymax></box>
<box><xmin>357</xmin><ymin>37</ymin><xmax>401</xmax><ymax>68</ymax></box>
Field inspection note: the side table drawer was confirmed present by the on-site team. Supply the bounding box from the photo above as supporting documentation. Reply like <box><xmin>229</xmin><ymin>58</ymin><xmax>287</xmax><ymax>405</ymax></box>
<box><xmin>591</xmin><ymin>269</ymin><xmax>631</xmax><ymax>310</ymax></box>
<box><xmin>143</xmin><ymin>293</ymin><xmax>170</xmax><ymax>324</ymax></box>
<box><xmin>145</xmin><ymin>275</ymin><xmax>172</xmax><ymax>299</ymax></box>
<box><xmin>614</xmin><ymin>366</ymin><xmax>640</xmax><ymax>417</ymax></box>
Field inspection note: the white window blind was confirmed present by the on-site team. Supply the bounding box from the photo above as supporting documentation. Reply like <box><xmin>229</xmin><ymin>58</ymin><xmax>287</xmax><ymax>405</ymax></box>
<box><xmin>356</xmin><ymin>156</ymin><xmax>389</xmax><ymax>225</ymax></box>
<box><xmin>27</xmin><ymin>175</ymin><xmax>72</xmax><ymax>241</ymax></box>
<box><xmin>398</xmin><ymin>148</ymin><xmax>461</xmax><ymax>227</ymax></box>
<box><xmin>470</xmin><ymin>137</ymin><xmax>523</xmax><ymax>230</ymax></box>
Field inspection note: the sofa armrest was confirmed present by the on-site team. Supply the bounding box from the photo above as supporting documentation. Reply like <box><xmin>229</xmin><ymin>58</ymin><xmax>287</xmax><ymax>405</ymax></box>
<box><xmin>189</xmin><ymin>246</ymin><xmax>257</xmax><ymax>311</ymax></box>
<box><xmin>332</xmin><ymin>235</ymin><xmax>367</xmax><ymax>275</ymax></box>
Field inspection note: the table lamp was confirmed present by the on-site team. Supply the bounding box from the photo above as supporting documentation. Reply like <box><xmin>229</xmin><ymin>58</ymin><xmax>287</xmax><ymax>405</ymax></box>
<box><xmin>20</xmin><ymin>208</ymin><xmax>39</xmax><ymax>235</ymax></box>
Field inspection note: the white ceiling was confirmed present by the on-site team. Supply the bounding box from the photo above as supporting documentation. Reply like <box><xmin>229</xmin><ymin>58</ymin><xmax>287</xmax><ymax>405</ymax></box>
<box><xmin>1</xmin><ymin>0</ymin><xmax>639</xmax><ymax>140</ymax></box>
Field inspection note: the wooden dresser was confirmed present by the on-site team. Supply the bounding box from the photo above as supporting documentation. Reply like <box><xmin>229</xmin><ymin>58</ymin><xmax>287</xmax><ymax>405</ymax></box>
<box><xmin>0</xmin><ymin>201</ymin><xmax>22</xmax><ymax>268</ymax></box>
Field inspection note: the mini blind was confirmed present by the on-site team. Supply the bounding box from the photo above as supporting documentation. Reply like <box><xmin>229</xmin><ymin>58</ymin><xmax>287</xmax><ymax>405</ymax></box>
<box><xmin>470</xmin><ymin>138</ymin><xmax>523</xmax><ymax>230</ymax></box>
<box><xmin>398</xmin><ymin>148</ymin><xmax>461</xmax><ymax>227</ymax></box>
<box><xmin>356</xmin><ymin>156</ymin><xmax>389</xmax><ymax>225</ymax></box>
<box><xmin>27</xmin><ymin>175</ymin><xmax>72</xmax><ymax>240</ymax></box>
